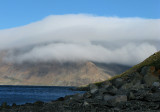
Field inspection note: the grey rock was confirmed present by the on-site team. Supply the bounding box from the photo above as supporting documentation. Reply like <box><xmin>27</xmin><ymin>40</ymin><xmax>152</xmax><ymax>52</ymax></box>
<box><xmin>152</xmin><ymin>82</ymin><xmax>160</xmax><ymax>87</ymax></box>
<box><xmin>132</xmin><ymin>82</ymin><xmax>145</xmax><ymax>90</ymax></box>
<box><xmin>121</xmin><ymin>82</ymin><xmax>133</xmax><ymax>90</ymax></box>
<box><xmin>98</xmin><ymin>87</ymin><xmax>107</xmax><ymax>95</ymax></box>
<box><xmin>128</xmin><ymin>92</ymin><xmax>135</xmax><ymax>100</ymax></box>
<box><xmin>105</xmin><ymin>85</ymin><xmax>118</xmax><ymax>95</ymax></box>
<box><xmin>89</xmin><ymin>84</ymin><xmax>98</xmax><ymax>94</ymax></box>
<box><xmin>95</xmin><ymin>95</ymin><xmax>103</xmax><ymax>100</ymax></box>
<box><xmin>143</xmin><ymin>73</ymin><xmax>159</xmax><ymax>86</ymax></box>
<box><xmin>112</xmin><ymin>78</ymin><xmax>124</xmax><ymax>88</ymax></box>
<box><xmin>83</xmin><ymin>101</ymin><xmax>89</xmax><ymax>106</ymax></box>
<box><xmin>102</xmin><ymin>80</ymin><xmax>112</xmax><ymax>87</ymax></box>
<box><xmin>121</xmin><ymin>73</ymin><xmax>143</xmax><ymax>90</ymax></box>
<box><xmin>140</xmin><ymin>66</ymin><xmax>150</xmax><ymax>76</ymax></box>
<box><xmin>104</xmin><ymin>94</ymin><xmax>114</xmax><ymax>101</ymax></box>
<box><xmin>107</xmin><ymin>95</ymin><xmax>127</xmax><ymax>106</ymax></box>
<box><xmin>71</xmin><ymin>93</ymin><xmax>84</xmax><ymax>100</ymax></box>
<box><xmin>145</xmin><ymin>92</ymin><xmax>160</xmax><ymax>102</ymax></box>
<box><xmin>116</xmin><ymin>89</ymin><xmax>128</xmax><ymax>95</ymax></box>
<box><xmin>83</xmin><ymin>92</ymin><xmax>92</xmax><ymax>98</ymax></box>
<box><xmin>132</xmin><ymin>89</ymin><xmax>150</xmax><ymax>100</ymax></box>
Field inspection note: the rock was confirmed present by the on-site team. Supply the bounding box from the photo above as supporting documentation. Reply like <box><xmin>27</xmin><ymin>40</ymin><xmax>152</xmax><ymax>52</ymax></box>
<box><xmin>140</xmin><ymin>66</ymin><xmax>150</xmax><ymax>76</ymax></box>
<box><xmin>145</xmin><ymin>93</ymin><xmax>160</xmax><ymax>102</ymax></box>
<box><xmin>102</xmin><ymin>80</ymin><xmax>112</xmax><ymax>87</ymax></box>
<box><xmin>121</xmin><ymin>82</ymin><xmax>133</xmax><ymax>90</ymax></box>
<box><xmin>116</xmin><ymin>89</ymin><xmax>128</xmax><ymax>95</ymax></box>
<box><xmin>121</xmin><ymin>72</ymin><xmax>143</xmax><ymax>90</ymax></box>
<box><xmin>71</xmin><ymin>93</ymin><xmax>84</xmax><ymax>100</ymax></box>
<box><xmin>105</xmin><ymin>85</ymin><xmax>118</xmax><ymax>95</ymax></box>
<box><xmin>132</xmin><ymin>89</ymin><xmax>150</xmax><ymax>100</ymax></box>
<box><xmin>112</xmin><ymin>78</ymin><xmax>124</xmax><ymax>88</ymax></box>
<box><xmin>64</xmin><ymin>95</ymin><xmax>73</xmax><ymax>100</ymax></box>
<box><xmin>128</xmin><ymin>92</ymin><xmax>135</xmax><ymax>100</ymax></box>
<box><xmin>107</xmin><ymin>95</ymin><xmax>127</xmax><ymax>106</ymax></box>
<box><xmin>152</xmin><ymin>82</ymin><xmax>160</xmax><ymax>87</ymax></box>
<box><xmin>104</xmin><ymin>94</ymin><xmax>114</xmax><ymax>101</ymax></box>
<box><xmin>132</xmin><ymin>82</ymin><xmax>145</xmax><ymax>90</ymax></box>
<box><xmin>57</xmin><ymin>97</ymin><xmax>64</xmax><ymax>101</ymax></box>
<box><xmin>98</xmin><ymin>87</ymin><xmax>106</xmax><ymax>95</ymax></box>
<box><xmin>89</xmin><ymin>84</ymin><xmax>98</xmax><ymax>94</ymax></box>
<box><xmin>131</xmin><ymin>72</ymin><xmax>143</xmax><ymax>84</ymax></box>
<box><xmin>95</xmin><ymin>95</ymin><xmax>103</xmax><ymax>100</ymax></box>
<box><xmin>141</xmin><ymin>66</ymin><xmax>160</xmax><ymax>86</ymax></box>
<box><xmin>83</xmin><ymin>101</ymin><xmax>89</xmax><ymax>106</ymax></box>
<box><xmin>143</xmin><ymin>73</ymin><xmax>159</xmax><ymax>86</ymax></box>
<box><xmin>83</xmin><ymin>92</ymin><xmax>92</xmax><ymax>98</ymax></box>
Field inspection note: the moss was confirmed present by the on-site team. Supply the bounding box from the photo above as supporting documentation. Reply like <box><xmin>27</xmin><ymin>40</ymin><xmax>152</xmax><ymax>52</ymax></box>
<box><xmin>93</xmin><ymin>80</ymin><xmax>106</xmax><ymax>87</ymax></box>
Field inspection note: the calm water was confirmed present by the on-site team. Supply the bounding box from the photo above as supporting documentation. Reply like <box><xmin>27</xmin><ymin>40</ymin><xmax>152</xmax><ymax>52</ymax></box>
<box><xmin>0</xmin><ymin>85</ymin><xmax>84</xmax><ymax>105</ymax></box>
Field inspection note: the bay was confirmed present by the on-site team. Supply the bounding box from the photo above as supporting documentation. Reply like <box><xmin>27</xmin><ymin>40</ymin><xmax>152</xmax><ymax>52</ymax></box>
<box><xmin>0</xmin><ymin>85</ymin><xmax>84</xmax><ymax>105</ymax></box>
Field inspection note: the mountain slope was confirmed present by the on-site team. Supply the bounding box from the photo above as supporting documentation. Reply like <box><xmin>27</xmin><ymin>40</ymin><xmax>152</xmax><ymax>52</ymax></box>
<box><xmin>0</xmin><ymin>51</ymin><xmax>130</xmax><ymax>86</ymax></box>
<box><xmin>81</xmin><ymin>51</ymin><xmax>160</xmax><ymax>89</ymax></box>
<box><xmin>110</xmin><ymin>50</ymin><xmax>160</xmax><ymax>81</ymax></box>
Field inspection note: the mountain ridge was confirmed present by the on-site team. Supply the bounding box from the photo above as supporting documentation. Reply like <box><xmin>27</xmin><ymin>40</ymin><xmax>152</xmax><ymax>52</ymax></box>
<box><xmin>0</xmin><ymin>51</ymin><xmax>130</xmax><ymax>86</ymax></box>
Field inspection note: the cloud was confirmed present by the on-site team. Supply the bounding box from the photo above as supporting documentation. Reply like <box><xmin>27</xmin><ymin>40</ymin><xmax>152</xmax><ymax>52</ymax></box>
<box><xmin>0</xmin><ymin>14</ymin><xmax>159</xmax><ymax>65</ymax></box>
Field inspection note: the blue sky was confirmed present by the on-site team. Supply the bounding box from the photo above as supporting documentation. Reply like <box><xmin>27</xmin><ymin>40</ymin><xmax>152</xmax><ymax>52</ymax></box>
<box><xmin>0</xmin><ymin>0</ymin><xmax>160</xmax><ymax>29</ymax></box>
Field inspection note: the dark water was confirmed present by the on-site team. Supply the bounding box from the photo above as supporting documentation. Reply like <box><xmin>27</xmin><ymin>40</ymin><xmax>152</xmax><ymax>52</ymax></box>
<box><xmin>0</xmin><ymin>85</ymin><xmax>84</xmax><ymax>105</ymax></box>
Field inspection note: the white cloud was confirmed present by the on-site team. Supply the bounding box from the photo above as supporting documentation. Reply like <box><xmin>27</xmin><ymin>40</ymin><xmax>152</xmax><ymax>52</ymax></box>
<box><xmin>0</xmin><ymin>14</ymin><xmax>159</xmax><ymax>65</ymax></box>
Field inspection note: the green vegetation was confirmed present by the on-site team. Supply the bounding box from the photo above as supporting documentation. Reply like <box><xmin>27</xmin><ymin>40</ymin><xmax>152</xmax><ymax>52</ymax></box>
<box><xmin>79</xmin><ymin>51</ymin><xmax>160</xmax><ymax>89</ymax></box>
<box><xmin>109</xmin><ymin>51</ymin><xmax>160</xmax><ymax>80</ymax></box>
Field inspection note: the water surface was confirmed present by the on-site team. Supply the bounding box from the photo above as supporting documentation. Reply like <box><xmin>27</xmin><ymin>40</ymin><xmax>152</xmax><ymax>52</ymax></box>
<box><xmin>0</xmin><ymin>85</ymin><xmax>84</xmax><ymax>105</ymax></box>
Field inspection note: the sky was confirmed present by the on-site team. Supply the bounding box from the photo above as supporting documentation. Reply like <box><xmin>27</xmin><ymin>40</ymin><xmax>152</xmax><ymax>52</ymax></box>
<box><xmin>0</xmin><ymin>0</ymin><xmax>160</xmax><ymax>29</ymax></box>
<box><xmin>0</xmin><ymin>0</ymin><xmax>160</xmax><ymax>66</ymax></box>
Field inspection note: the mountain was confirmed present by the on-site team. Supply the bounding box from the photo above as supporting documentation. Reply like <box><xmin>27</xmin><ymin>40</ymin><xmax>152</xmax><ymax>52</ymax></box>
<box><xmin>0</xmin><ymin>51</ymin><xmax>130</xmax><ymax>86</ymax></box>
<box><xmin>81</xmin><ymin>51</ymin><xmax>160</xmax><ymax>88</ymax></box>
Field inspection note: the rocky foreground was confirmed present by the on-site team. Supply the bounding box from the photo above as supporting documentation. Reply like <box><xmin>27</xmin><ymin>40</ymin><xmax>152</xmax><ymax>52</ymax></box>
<box><xmin>0</xmin><ymin>51</ymin><xmax>160</xmax><ymax>112</ymax></box>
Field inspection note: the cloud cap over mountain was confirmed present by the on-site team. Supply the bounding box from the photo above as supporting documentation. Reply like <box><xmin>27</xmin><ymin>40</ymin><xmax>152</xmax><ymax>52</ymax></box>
<box><xmin>0</xmin><ymin>14</ymin><xmax>159</xmax><ymax>65</ymax></box>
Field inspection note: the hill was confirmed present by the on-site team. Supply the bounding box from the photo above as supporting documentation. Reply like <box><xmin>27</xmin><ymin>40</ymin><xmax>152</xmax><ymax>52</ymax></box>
<box><xmin>95</xmin><ymin>50</ymin><xmax>160</xmax><ymax>87</ymax></box>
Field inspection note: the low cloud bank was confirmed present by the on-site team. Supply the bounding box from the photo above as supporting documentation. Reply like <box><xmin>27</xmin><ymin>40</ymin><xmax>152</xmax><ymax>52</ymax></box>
<box><xmin>0</xmin><ymin>14</ymin><xmax>159</xmax><ymax>65</ymax></box>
